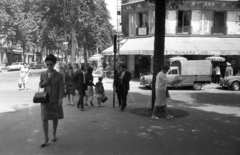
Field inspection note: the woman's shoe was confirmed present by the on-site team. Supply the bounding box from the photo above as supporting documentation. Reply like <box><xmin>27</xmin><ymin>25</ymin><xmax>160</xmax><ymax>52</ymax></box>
<box><xmin>52</xmin><ymin>138</ymin><xmax>57</xmax><ymax>142</ymax></box>
<box><xmin>85</xmin><ymin>104</ymin><xmax>88</xmax><ymax>106</ymax></box>
<box><xmin>90</xmin><ymin>101</ymin><xmax>94</xmax><ymax>106</ymax></box>
<box><xmin>166</xmin><ymin>115</ymin><xmax>173</xmax><ymax>120</ymax></box>
<box><xmin>40</xmin><ymin>138</ymin><xmax>49</xmax><ymax>147</ymax></box>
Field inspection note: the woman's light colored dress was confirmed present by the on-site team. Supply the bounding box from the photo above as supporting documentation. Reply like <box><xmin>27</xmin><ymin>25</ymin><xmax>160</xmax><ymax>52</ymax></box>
<box><xmin>19</xmin><ymin>67</ymin><xmax>30</xmax><ymax>84</ymax></box>
<box><xmin>155</xmin><ymin>71</ymin><xmax>168</xmax><ymax>106</ymax></box>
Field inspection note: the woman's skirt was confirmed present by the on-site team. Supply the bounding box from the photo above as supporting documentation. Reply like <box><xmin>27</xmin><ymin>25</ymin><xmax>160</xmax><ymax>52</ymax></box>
<box><xmin>41</xmin><ymin>100</ymin><xmax>64</xmax><ymax>120</ymax></box>
<box><xmin>19</xmin><ymin>76</ymin><xmax>28</xmax><ymax>84</ymax></box>
<box><xmin>94</xmin><ymin>93</ymin><xmax>103</xmax><ymax>99</ymax></box>
<box><xmin>66</xmin><ymin>85</ymin><xmax>75</xmax><ymax>95</ymax></box>
<box><xmin>85</xmin><ymin>86</ymin><xmax>94</xmax><ymax>97</ymax></box>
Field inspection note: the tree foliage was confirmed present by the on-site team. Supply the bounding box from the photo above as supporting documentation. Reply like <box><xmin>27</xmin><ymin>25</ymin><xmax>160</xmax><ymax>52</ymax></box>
<box><xmin>0</xmin><ymin>0</ymin><xmax>114</xmax><ymax>64</ymax></box>
<box><xmin>0</xmin><ymin>0</ymin><xmax>41</xmax><ymax>63</ymax></box>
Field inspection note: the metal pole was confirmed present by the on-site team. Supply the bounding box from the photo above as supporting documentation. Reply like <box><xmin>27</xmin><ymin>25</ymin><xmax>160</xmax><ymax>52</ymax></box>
<box><xmin>113</xmin><ymin>34</ymin><xmax>117</xmax><ymax>108</ymax></box>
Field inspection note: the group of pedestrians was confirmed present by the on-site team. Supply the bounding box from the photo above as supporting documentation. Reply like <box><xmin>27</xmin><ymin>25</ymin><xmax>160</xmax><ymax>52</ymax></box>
<box><xmin>37</xmin><ymin>53</ymin><xmax>178</xmax><ymax>148</ymax></box>
<box><xmin>212</xmin><ymin>62</ymin><xmax>234</xmax><ymax>84</ymax></box>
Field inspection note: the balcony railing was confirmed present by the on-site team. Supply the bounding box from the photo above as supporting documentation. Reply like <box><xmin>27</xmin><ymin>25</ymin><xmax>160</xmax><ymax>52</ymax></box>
<box><xmin>211</xmin><ymin>27</ymin><xmax>227</xmax><ymax>35</ymax></box>
<box><xmin>176</xmin><ymin>26</ymin><xmax>192</xmax><ymax>34</ymax></box>
<box><xmin>136</xmin><ymin>27</ymin><xmax>149</xmax><ymax>36</ymax></box>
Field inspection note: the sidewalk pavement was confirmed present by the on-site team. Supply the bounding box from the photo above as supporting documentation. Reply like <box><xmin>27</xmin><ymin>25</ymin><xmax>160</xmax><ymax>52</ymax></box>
<box><xmin>0</xmin><ymin>79</ymin><xmax>239</xmax><ymax>155</ymax></box>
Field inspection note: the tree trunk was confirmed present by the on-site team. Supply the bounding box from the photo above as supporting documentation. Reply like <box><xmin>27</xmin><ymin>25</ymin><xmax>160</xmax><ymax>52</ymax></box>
<box><xmin>22</xmin><ymin>42</ymin><xmax>26</xmax><ymax>63</ymax></box>
<box><xmin>71</xmin><ymin>24</ymin><xmax>77</xmax><ymax>66</ymax></box>
<box><xmin>151</xmin><ymin>0</ymin><xmax>166</xmax><ymax>110</ymax></box>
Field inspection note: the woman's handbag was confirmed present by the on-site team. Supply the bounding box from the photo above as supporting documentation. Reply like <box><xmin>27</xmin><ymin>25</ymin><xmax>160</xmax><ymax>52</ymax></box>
<box><xmin>33</xmin><ymin>87</ymin><xmax>50</xmax><ymax>103</ymax></box>
<box><xmin>101</xmin><ymin>95</ymin><xmax>108</xmax><ymax>103</ymax></box>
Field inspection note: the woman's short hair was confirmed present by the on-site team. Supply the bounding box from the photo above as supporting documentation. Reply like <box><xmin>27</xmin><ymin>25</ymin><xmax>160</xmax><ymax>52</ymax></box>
<box><xmin>162</xmin><ymin>65</ymin><xmax>170</xmax><ymax>71</ymax></box>
<box><xmin>69</xmin><ymin>66</ymin><xmax>73</xmax><ymax>70</ymax></box>
<box><xmin>120</xmin><ymin>64</ymin><xmax>127</xmax><ymax>69</ymax></box>
<box><xmin>73</xmin><ymin>63</ymin><xmax>79</xmax><ymax>68</ymax></box>
<box><xmin>45</xmin><ymin>54</ymin><xmax>57</xmax><ymax>64</ymax></box>
<box><xmin>98</xmin><ymin>77</ymin><xmax>103</xmax><ymax>81</ymax></box>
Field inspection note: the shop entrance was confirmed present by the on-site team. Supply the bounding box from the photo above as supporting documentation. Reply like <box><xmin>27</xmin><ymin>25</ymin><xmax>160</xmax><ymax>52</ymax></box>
<box><xmin>135</xmin><ymin>55</ymin><xmax>151</xmax><ymax>78</ymax></box>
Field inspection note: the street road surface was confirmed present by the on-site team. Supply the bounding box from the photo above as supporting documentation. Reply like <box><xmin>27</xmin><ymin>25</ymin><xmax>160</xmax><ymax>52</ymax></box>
<box><xmin>0</xmin><ymin>69</ymin><xmax>240</xmax><ymax>155</ymax></box>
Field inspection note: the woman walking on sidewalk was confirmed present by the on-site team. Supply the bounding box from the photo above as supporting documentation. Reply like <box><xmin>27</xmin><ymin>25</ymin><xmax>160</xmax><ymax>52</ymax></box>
<box><xmin>39</xmin><ymin>54</ymin><xmax>64</xmax><ymax>147</ymax></box>
<box><xmin>84</xmin><ymin>66</ymin><xmax>95</xmax><ymax>106</ymax></box>
<box><xmin>152</xmin><ymin>65</ymin><xmax>173</xmax><ymax>120</ymax></box>
<box><xmin>18</xmin><ymin>63</ymin><xmax>31</xmax><ymax>90</ymax></box>
<box><xmin>65</xmin><ymin>66</ymin><xmax>75</xmax><ymax>106</ymax></box>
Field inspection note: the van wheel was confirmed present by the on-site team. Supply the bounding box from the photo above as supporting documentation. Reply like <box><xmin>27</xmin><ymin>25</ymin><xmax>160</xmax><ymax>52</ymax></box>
<box><xmin>149</xmin><ymin>82</ymin><xmax>152</xmax><ymax>90</ymax></box>
<box><xmin>193</xmin><ymin>83</ymin><xmax>202</xmax><ymax>90</ymax></box>
<box><xmin>232</xmin><ymin>82</ymin><xmax>240</xmax><ymax>91</ymax></box>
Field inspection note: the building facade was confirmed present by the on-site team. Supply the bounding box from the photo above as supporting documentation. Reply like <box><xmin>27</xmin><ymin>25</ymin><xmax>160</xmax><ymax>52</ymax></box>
<box><xmin>103</xmin><ymin>0</ymin><xmax>240</xmax><ymax>78</ymax></box>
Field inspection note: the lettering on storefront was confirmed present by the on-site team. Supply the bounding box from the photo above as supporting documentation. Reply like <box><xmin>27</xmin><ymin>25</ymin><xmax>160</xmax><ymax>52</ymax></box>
<box><xmin>166</xmin><ymin>50</ymin><xmax>240</xmax><ymax>55</ymax></box>
<box><xmin>120</xmin><ymin>51</ymin><xmax>139</xmax><ymax>55</ymax></box>
<box><xmin>166</xmin><ymin>51</ymin><xmax>211</xmax><ymax>55</ymax></box>
<box><xmin>140</xmin><ymin>50</ymin><xmax>153</xmax><ymax>55</ymax></box>
<box><xmin>220</xmin><ymin>51</ymin><xmax>231</xmax><ymax>55</ymax></box>
<box><xmin>126</xmin><ymin>0</ymin><xmax>144</xmax><ymax>3</ymax></box>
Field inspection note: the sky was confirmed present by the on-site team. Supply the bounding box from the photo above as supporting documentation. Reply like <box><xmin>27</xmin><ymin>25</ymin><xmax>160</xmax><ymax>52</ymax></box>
<box><xmin>105</xmin><ymin>0</ymin><xmax>117</xmax><ymax>29</ymax></box>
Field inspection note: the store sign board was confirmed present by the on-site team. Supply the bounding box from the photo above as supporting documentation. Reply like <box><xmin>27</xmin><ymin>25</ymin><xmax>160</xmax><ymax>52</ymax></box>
<box><xmin>120</xmin><ymin>51</ymin><xmax>140</xmax><ymax>55</ymax></box>
<box><xmin>165</xmin><ymin>50</ymin><xmax>240</xmax><ymax>55</ymax></box>
<box><xmin>140</xmin><ymin>50</ymin><xmax>153</xmax><ymax>55</ymax></box>
<box><xmin>138</xmin><ymin>27</ymin><xmax>147</xmax><ymax>35</ymax></box>
<box><xmin>125</xmin><ymin>0</ymin><xmax>144</xmax><ymax>3</ymax></box>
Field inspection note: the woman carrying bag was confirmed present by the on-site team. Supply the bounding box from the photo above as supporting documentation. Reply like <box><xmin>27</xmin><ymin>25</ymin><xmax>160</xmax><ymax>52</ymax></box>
<box><xmin>39</xmin><ymin>54</ymin><xmax>64</xmax><ymax>147</ymax></box>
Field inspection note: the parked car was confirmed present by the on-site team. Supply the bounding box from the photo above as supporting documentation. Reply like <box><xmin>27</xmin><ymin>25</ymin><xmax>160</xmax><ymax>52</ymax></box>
<box><xmin>7</xmin><ymin>62</ymin><xmax>23</xmax><ymax>71</ymax></box>
<box><xmin>140</xmin><ymin>60</ymin><xmax>212</xmax><ymax>90</ymax></box>
<box><xmin>219</xmin><ymin>76</ymin><xmax>240</xmax><ymax>91</ymax></box>
<box><xmin>29</xmin><ymin>62</ymin><xmax>45</xmax><ymax>69</ymax></box>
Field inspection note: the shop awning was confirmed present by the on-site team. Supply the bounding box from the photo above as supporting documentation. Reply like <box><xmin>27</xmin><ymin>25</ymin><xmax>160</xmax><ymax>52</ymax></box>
<box><xmin>102</xmin><ymin>37</ymin><xmax>240</xmax><ymax>56</ymax></box>
<box><xmin>102</xmin><ymin>37</ymin><xmax>154</xmax><ymax>55</ymax></box>
<box><xmin>165</xmin><ymin>37</ymin><xmax>240</xmax><ymax>55</ymax></box>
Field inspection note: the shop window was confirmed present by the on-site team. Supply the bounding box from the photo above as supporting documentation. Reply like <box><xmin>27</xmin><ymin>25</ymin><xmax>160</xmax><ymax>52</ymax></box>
<box><xmin>212</xmin><ymin>12</ymin><xmax>227</xmax><ymax>35</ymax></box>
<box><xmin>137</xmin><ymin>12</ymin><xmax>149</xmax><ymax>35</ymax></box>
<box><xmin>135</xmin><ymin>56</ymin><xmax>151</xmax><ymax>77</ymax></box>
<box><xmin>177</xmin><ymin>11</ymin><xmax>191</xmax><ymax>34</ymax></box>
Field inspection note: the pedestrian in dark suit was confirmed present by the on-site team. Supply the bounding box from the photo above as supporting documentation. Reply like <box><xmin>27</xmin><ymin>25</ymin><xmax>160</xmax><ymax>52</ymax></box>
<box><xmin>118</xmin><ymin>64</ymin><xmax>131</xmax><ymax>111</ymax></box>
<box><xmin>113</xmin><ymin>63</ymin><xmax>122</xmax><ymax>107</ymax></box>
<box><xmin>73</xmin><ymin>63</ymin><xmax>85</xmax><ymax>111</ymax></box>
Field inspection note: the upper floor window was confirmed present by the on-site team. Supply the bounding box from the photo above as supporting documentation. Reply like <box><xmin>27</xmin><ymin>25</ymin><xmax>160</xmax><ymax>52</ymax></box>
<box><xmin>137</xmin><ymin>12</ymin><xmax>149</xmax><ymax>35</ymax></box>
<box><xmin>177</xmin><ymin>11</ymin><xmax>191</xmax><ymax>34</ymax></box>
<box><xmin>212</xmin><ymin>12</ymin><xmax>227</xmax><ymax>35</ymax></box>
<box><xmin>139</xmin><ymin>12</ymin><xmax>148</xmax><ymax>28</ymax></box>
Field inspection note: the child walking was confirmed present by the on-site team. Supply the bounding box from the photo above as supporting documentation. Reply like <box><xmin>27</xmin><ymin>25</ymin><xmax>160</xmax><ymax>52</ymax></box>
<box><xmin>94</xmin><ymin>77</ymin><xmax>104</xmax><ymax>107</ymax></box>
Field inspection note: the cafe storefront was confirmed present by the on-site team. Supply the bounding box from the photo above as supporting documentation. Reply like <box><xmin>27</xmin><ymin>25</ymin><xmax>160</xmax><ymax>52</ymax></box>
<box><xmin>102</xmin><ymin>37</ymin><xmax>240</xmax><ymax>78</ymax></box>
